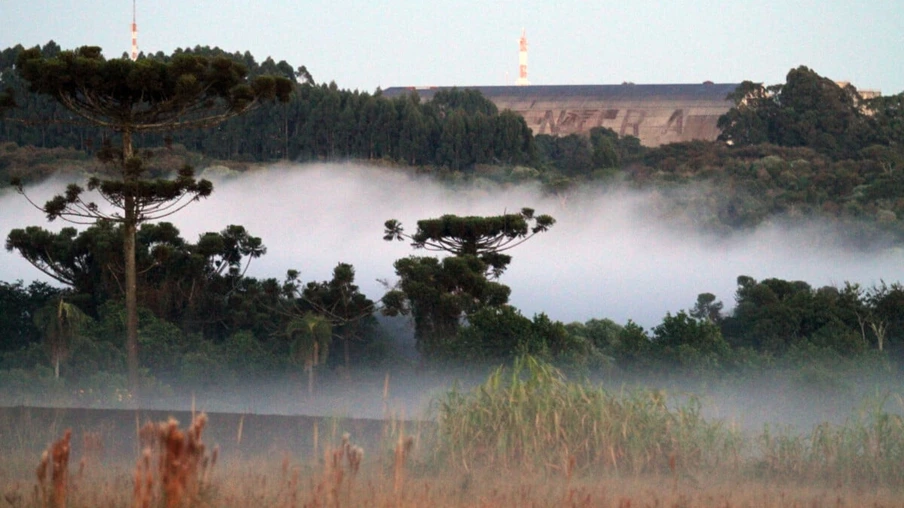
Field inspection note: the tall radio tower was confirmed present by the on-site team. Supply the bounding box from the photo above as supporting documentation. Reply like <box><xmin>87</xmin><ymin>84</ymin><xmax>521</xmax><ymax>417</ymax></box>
<box><xmin>515</xmin><ymin>29</ymin><xmax>529</xmax><ymax>86</ymax></box>
<box><xmin>130</xmin><ymin>0</ymin><xmax>139</xmax><ymax>61</ymax></box>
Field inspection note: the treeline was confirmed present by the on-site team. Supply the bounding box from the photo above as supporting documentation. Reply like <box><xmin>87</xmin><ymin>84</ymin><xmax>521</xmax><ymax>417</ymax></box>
<box><xmin>2</xmin><ymin>221</ymin><xmax>382</xmax><ymax>382</ymax></box>
<box><xmin>0</xmin><ymin>42</ymin><xmax>534</xmax><ymax>168</ymax></box>
<box><xmin>3</xmin><ymin>44</ymin><xmax>903</xmax><ymax>176</ymax></box>
<box><xmin>531</xmin><ymin>67</ymin><xmax>904</xmax><ymax>241</ymax></box>
<box><xmin>3</xmin><ymin>213</ymin><xmax>904</xmax><ymax>392</ymax></box>
<box><xmin>717</xmin><ymin>67</ymin><xmax>904</xmax><ymax>160</ymax></box>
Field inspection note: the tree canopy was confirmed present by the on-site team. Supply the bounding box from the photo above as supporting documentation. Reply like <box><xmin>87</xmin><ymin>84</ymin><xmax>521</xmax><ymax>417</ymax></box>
<box><xmin>717</xmin><ymin>66</ymin><xmax>885</xmax><ymax>159</ymax></box>
<box><xmin>14</xmin><ymin>45</ymin><xmax>292</xmax><ymax>133</ymax></box>
<box><xmin>384</xmin><ymin>207</ymin><xmax>555</xmax><ymax>277</ymax></box>
<box><xmin>382</xmin><ymin>209</ymin><xmax>554</xmax><ymax>357</ymax></box>
<box><xmin>9</xmin><ymin>44</ymin><xmax>292</xmax><ymax>395</ymax></box>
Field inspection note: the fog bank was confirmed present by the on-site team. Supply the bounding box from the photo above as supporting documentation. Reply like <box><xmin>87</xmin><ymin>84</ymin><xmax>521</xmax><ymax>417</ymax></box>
<box><xmin>2</xmin><ymin>163</ymin><xmax>903</xmax><ymax>328</ymax></box>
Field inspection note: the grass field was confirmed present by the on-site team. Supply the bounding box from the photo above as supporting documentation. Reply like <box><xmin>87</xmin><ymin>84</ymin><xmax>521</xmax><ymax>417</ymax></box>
<box><xmin>3</xmin><ymin>358</ymin><xmax>904</xmax><ymax>507</ymax></box>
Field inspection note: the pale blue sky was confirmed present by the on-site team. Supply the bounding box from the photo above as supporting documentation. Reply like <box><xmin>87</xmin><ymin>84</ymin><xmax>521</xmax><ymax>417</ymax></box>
<box><xmin>1</xmin><ymin>1</ymin><xmax>902</xmax><ymax>94</ymax></box>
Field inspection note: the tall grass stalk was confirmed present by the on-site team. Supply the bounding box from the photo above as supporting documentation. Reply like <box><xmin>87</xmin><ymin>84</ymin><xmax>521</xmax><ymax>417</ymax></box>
<box><xmin>433</xmin><ymin>355</ymin><xmax>743</xmax><ymax>476</ymax></box>
<box><xmin>757</xmin><ymin>394</ymin><xmax>904</xmax><ymax>486</ymax></box>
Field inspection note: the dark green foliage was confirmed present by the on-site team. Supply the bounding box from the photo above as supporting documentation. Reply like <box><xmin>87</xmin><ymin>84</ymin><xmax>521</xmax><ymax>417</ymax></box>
<box><xmin>589</xmin><ymin>127</ymin><xmax>620</xmax><ymax>169</ymax></box>
<box><xmin>690</xmin><ymin>293</ymin><xmax>723</xmax><ymax>322</ymax></box>
<box><xmin>436</xmin><ymin>110</ymin><xmax>468</xmax><ymax>170</ymax></box>
<box><xmin>1</xmin><ymin>43</ymin><xmax>533</xmax><ymax>169</ymax></box>
<box><xmin>15</xmin><ymin>46</ymin><xmax>291</xmax><ymax>130</ymax></box>
<box><xmin>721</xmin><ymin>276</ymin><xmax>874</xmax><ymax>355</ymax></box>
<box><xmin>165</xmin><ymin>74</ymin><xmax>534</xmax><ymax>166</ymax></box>
<box><xmin>869</xmin><ymin>92</ymin><xmax>904</xmax><ymax>149</ymax></box>
<box><xmin>292</xmin><ymin>263</ymin><xmax>378</xmax><ymax>368</ymax></box>
<box><xmin>220</xmin><ymin>330</ymin><xmax>281</xmax><ymax>378</ymax></box>
<box><xmin>384</xmin><ymin>208</ymin><xmax>554</xmax><ymax>277</ymax></box>
<box><xmin>627</xmin><ymin>68</ymin><xmax>897</xmax><ymax>235</ymax></box>
<box><xmin>0</xmin><ymin>281</ymin><xmax>60</xmax><ymax>353</ymax></box>
<box><xmin>5</xmin><ymin>223</ymin><xmax>121</xmax><ymax>318</ymax></box>
<box><xmin>716</xmin><ymin>81</ymin><xmax>778</xmax><ymax>147</ymax></box>
<box><xmin>5</xmin><ymin>221</ymin><xmax>278</xmax><ymax>341</ymax></box>
<box><xmin>448</xmin><ymin>305</ymin><xmax>543</xmax><ymax>360</ymax></box>
<box><xmin>383</xmin><ymin>209</ymin><xmax>554</xmax><ymax>359</ymax></box>
<box><xmin>534</xmin><ymin>134</ymin><xmax>593</xmax><ymax>175</ymax></box>
<box><xmin>60</xmin><ymin>301</ymin><xmax>286</xmax><ymax>385</ymax></box>
<box><xmin>567</xmin><ymin>318</ymin><xmax>622</xmax><ymax>351</ymax></box>
<box><xmin>618</xmin><ymin>138</ymin><xmax>904</xmax><ymax>239</ymax></box>
<box><xmin>866</xmin><ymin>282</ymin><xmax>904</xmax><ymax>354</ymax></box>
<box><xmin>614</xmin><ymin>320</ymin><xmax>653</xmax><ymax>367</ymax></box>
<box><xmin>717</xmin><ymin>67</ymin><xmax>885</xmax><ymax>160</ymax></box>
<box><xmin>444</xmin><ymin>310</ymin><xmax>606</xmax><ymax>369</ymax></box>
<box><xmin>382</xmin><ymin>255</ymin><xmax>510</xmax><ymax>357</ymax></box>
<box><xmin>652</xmin><ymin>311</ymin><xmax>730</xmax><ymax>373</ymax></box>
<box><xmin>5</xmin><ymin>43</ymin><xmax>904</xmax><ymax>384</ymax></box>
<box><xmin>431</xmin><ymin>88</ymin><xmax>498</xmax><ymax>116</ymax></box>
<box><xmin>0</xmin><ymin>87</ymin><xmax>14</xmax><ymax>116</ymax></box>
<box><xmin>9</xmin><ymin>44</ymin><xmax>292</xmax><ymax>392</ymax></box>
<box><xmin>534</xmin><ymin>128</ymin><xmax>644</xmax><ymax>178</ymax></box>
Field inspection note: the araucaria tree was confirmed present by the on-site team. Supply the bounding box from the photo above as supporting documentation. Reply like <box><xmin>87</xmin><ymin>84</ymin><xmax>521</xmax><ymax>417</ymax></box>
<box><xmin>9</xmin><ymin>46</ymin><xmax>292</xmax><ymax>393</ymax></box>
<box><xmin>384</xmin><ymin>207</ymin><xmax>555</xmax><ymax>278</ymax></box>
<box><xmin>382</xmin><ymin>208</ymin><xmax>555</xmax><ymax>357</ymax></box>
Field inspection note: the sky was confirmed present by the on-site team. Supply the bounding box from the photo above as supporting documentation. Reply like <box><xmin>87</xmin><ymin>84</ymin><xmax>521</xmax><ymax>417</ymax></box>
<box><xmin>1</xmin><ymin>0</ymin><xmax>902</xmax><ymax>94</ymax></box>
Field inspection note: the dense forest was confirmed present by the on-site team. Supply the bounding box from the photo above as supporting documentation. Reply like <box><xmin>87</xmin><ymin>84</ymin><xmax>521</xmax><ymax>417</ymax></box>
<box><xmin>0</xmin><ymin>42</ymin><xmax>534</xmax><ymax>168</ymax></box>
<box><xmin>1</xmin><ymin>42</ymin><xmax>903</xmax><ymax>403</ymax></box>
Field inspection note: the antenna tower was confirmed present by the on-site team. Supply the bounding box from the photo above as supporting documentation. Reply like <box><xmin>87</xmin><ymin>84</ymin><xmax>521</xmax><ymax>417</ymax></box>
<box><xmin>130</xmin><ymin>0</ymin><xmax>138</xmax><ymax>61</ymax></box>
<box><xmin>515</xmin><ymin>29</ymin><xmax>529</xmax><ymax>86</ymax></box>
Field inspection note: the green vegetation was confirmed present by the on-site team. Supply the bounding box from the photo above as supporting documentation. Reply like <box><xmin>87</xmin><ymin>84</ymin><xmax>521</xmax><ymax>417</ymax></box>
<box><xmin>381</xmin><ymin>209</ymin><xmax>554</xmax><ymax>358</ymax></box>
<box><xmin>434</xmin><ymin>356</ymin><xmax>904</xmax><ymax>487</ymax></box>
<box><xmin>0</xmin><ymin>43</ymin><xmax>534</xmax><ymax>168</ymax></box>
<box><xmin>1</xmin><ymin>42</ymin><xmax>904</xmax><ymax>409</ymax></box>
<box><xmin>8</xmin><ymin>44</ymin><xmax>293</xmax><ymax>393</ymax></box>
<box><xmin>435</xmin><ymin>356</ymin><xmax>741</xmax><ymax>474</ymax></box>
<box><xmin>3</xmin><ymin>39</ymin><xmax>904</xmax><ymax>507</ymax></box>
<box><xmin>717</xmin><ymin>67</ymin><xmax>884</xmax><ymax>159</ymax></box>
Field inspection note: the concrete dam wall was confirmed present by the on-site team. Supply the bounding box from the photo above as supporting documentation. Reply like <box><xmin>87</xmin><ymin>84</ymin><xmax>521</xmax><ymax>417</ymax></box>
<box><xmin>382</xmin><ymin>83</ymin><xmax>740</xmax><ymax>147</ymax></box>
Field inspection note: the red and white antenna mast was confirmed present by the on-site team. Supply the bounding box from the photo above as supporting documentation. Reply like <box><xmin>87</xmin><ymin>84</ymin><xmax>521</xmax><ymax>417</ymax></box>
<box><xmin>515</xmin><ymin>28</ymin><xmax>529</xmax><ymax>86</ymax></box>
<box><xmin>130</xmin><ymin>0</ymin><xmax>139</xmax><ymax>61</ymax></box>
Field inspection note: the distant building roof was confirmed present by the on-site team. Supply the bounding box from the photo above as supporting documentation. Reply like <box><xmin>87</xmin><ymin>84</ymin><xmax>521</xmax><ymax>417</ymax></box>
<box><xmin>382</xmin><ymin>83</ymin><xmax>741</xmax><ymax>146</ymax></box>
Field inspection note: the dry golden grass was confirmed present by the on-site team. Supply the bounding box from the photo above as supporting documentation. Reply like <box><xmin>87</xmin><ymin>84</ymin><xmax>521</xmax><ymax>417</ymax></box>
<box><xmin>4</xmin><ymin>424</ymin><xmax>904</xmax><ymax>507</ymax></box>
<box><xmin>134</xmin><ymin>413</ymin><xmax>216</xmax><ymax>508</ymax></box>
<box><xmin>34</xmin><ymin>429</ymin><xmax>70</xmax><ymax>508</ymax></box>
<box><xmin>4</xmin><ymin>359</ymin><xmax>904</xmax><ymax>506</ymax></box>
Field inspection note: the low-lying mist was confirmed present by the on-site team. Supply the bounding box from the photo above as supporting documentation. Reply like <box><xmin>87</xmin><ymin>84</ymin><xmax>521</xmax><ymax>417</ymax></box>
<box><xmin>3</xmin><ymin>162</ymin><xmax>901</xmax><ymax>329</ymax></box>
<box><xmin>3</xmin><ymin>165</ymin><xmax>904</xmax><ymax>427</ymax></box>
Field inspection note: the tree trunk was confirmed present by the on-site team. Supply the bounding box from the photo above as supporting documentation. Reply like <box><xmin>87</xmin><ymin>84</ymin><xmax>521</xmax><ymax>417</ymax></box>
<box><xmin>855</xmin><ymin>312</ymin><xmax>869</xmax><ymax>346</ymax></box>
<box><xmin>122</xmin><ymin>129</ymin><xmax>140</xmax><ymax>402</ymax></box>
<box><xmin>124</xmin><ymin>215</ymin><xmax>139</xmax><ymax>396</ymax></box>
<box><xmin>870</xmin><ymin>320</ymin><xmax>887</xmax><ymax>352</ymax></box>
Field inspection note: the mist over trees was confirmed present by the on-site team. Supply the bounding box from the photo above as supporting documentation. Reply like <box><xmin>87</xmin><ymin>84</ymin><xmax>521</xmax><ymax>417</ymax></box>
<box><xmin>6</xmin><ymin>43</ymin><xmax>292</xmax><ymax>395</ymax></box>
<box><xmin>1</xmin><ymin>42</ymin><xmax>904</xmax><ymax>400</ymax></box>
